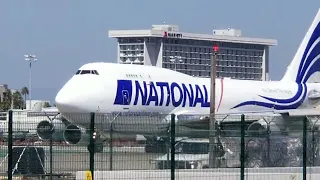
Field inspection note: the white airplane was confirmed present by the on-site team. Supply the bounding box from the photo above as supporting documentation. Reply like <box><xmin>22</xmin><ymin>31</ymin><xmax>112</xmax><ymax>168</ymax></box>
<box><xmin>0</xmin><ymin>107</ymin><xmax>65</xmax><ymax>141</ymax></box>
<box><xmin>36</xmin><ymin>9</ymin><xmax>320</xmax><ymax>152</ymax></box>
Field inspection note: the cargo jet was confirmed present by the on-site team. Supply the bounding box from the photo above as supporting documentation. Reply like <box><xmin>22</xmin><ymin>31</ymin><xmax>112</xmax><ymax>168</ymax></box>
<box><xmin>36</xmin><ymin>9</ymin><xmax>320</xmax><ymax>152</ymax></box>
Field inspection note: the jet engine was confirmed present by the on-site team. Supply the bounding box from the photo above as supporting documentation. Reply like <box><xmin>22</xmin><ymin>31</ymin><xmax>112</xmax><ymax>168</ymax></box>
<box><xmin>247</xmin><ymin>118</ymin><xmax>281</xmax><ymax>137</ymax></box>
<box><xmin>36</xmin><ymin>119</ymin><xmax>66</xmax><ymax>141</ymax></box>
<box><xmin>63</xmin><ymin>124</ymin><xmax>88</xmax><ymax>145</ymax></box>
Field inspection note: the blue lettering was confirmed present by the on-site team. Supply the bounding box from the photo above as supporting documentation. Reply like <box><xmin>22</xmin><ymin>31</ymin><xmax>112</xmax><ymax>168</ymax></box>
<box><xmin>146</xmin><ymin>82</ymin><xmax>159</xmax><ymax>106</ymax></box>
<box><xmin>156</xmin><ymin>82</ymin><xmax>167</xmax><ymax>106</ymax></box>
<box><xmin>202</xmin><ymin>85</ymin><xmax>210</xmax><ymax>107</ymax></box>
<box><xmin>111</xmin><ymin>111</ymin><xmax>161</xmax><ymax>117</ymax></box>
<box><xmin>134</xmin><ymin>81</ymin><xmax>148</xmax><ymax>105</ymax></box>
<box><xmin>164</xmin><ymin>82</ymin><xmax>171</xmax><ymax>106</ymax></box>
<box><xmin>114</xmin><ymin>79</ymin><xmax>210</xmax><ymax>108</ymax></box>
<box><xmin>193</xmin><ymin>85</ymin><xmax>204</xmax><ymax>107</ymax></box>
<box><xmin>181</xmin><ymin>83</ymin><xmax>194</xmax><ymax>107</ymax></box>
<box><xmin>170</xmin><ymin>82</ymin><xmax>183</xmax><ymax>107</ymax></box>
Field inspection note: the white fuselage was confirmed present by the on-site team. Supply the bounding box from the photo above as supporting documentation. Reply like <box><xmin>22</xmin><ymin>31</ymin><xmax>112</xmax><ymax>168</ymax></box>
<box><xmin>48</xmin><ymin>8</ymin><xmax>320</xmax><ymax>140</ymax></box>
<box><xmin>54</xmin><ymin>63</ymin><xmax>320</xmax><ymax>126</ymax></box>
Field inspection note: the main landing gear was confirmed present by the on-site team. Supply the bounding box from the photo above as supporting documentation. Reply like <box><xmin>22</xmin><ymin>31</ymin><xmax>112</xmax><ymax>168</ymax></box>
<box><xmin>87</xmin><ymin>131</ymin><xmax>104</xmax><ymax>153</ymax></box>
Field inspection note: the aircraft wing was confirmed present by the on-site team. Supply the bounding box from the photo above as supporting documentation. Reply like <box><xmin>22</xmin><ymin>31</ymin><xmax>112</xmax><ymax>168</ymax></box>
<box><xmin>272</xmin><ymin>108</ymin><xmax>320</xmax><ymax>117</ymax></box>
<box><xmin>176</xmin><ymin>108</ymin><xmax>320</xmax><ymax>130</ymax></box>
<box><xmin>214</xmin><ymin>109</ymin><xmax>320</xmax><ymax>116</ymax></box>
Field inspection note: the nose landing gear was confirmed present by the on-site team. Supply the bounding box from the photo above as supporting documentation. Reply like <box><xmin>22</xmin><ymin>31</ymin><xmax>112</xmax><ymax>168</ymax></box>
<box><xmin>87</xmin><ymin>131</ymin><xmax>104</xmax><ymax>153</ymax></box>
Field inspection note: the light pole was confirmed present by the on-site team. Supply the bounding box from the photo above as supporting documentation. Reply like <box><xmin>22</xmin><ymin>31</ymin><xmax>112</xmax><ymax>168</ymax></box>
<box><xmin>209</xmin><ymin>45</ymin><xmax>219</xmax><ymax>168</ymax></box>
<box><xmin>169</xmin><ymin>56</ymin><xmax>183</xmax><ymax>71</ymax></box>
<box><xmin>24</xmin><ymin>54</ymin><xmax>37</xmax><ymax>110</ymax></box>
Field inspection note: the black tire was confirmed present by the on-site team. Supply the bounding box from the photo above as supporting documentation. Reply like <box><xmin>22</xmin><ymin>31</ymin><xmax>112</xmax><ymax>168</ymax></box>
<box><xmin>87</xmin><ymin>143</ymin><xmax>103</xmax><ymax>153</ymax></box>
<box><xmin>95</xmin><ymin>144</ymin><xmax>103</xmax><ymax>153</ymax></box>
<box><xmin>87</xmin><ymin>144</ymin><xmax>92</xmax><ymax>153</ymax></box>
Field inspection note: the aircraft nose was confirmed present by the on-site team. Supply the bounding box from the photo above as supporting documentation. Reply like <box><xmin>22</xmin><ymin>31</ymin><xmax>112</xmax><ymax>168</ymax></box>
<box><xmin>55</xmin><ymin>77</ymin><xmax>103</xmax><ymax>113</ymax></box>
<box><xmin>55</xmin><ymin>87</ymin><xmax>85</xmax><ymax>113</ymax></box>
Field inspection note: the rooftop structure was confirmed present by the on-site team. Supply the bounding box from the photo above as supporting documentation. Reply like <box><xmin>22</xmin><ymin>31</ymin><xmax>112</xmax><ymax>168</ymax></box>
<box><xmin>109</xmin><ymin>24</ymin><xmax>277</xmax><ymax>80</ymax></box>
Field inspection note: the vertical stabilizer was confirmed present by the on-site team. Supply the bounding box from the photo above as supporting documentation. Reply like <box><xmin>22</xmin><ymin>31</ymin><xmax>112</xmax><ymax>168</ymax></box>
<box><xmin>281</xmin><ymin>9</ymin><xmax>320</xmax><ymax>83</ymax></box>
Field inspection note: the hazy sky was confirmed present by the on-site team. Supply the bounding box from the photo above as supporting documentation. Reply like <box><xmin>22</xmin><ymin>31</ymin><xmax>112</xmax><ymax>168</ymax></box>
<box><xmin>0</xmin><ymin>0</ymin><xmax>319</xmax><ymax>103</ymax></box>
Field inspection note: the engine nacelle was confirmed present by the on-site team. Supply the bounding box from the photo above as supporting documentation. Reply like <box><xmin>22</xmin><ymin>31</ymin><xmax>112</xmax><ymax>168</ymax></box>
<box><xmin>247</xmin><ymin>119</ymin><xmax>281</xmax><ymax>137</ymax></box>
<box><xmin>36</xmin><ymin>119</ymin><xmax>66</xmax><ymax>141</ymax></box>
<box><xmin>63</xmin><ymin>124</ymin><xmax>88</xmax><ymax>145</ymax></box>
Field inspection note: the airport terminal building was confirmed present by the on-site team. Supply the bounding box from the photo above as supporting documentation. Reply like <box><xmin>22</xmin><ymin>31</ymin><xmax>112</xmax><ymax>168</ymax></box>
<box><xmin>108</xmin><ymin>25</ymin><xmax>277</xmax><ymax>81</ymax></box>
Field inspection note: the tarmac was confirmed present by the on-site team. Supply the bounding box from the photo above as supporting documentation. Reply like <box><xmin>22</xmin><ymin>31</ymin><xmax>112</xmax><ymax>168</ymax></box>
<box><xmin>0</xmin><ymin>145</ymin><xmax>161</xmax><ymax>175</ymax></box>
<box><xmin>0</xmin><ymin>145</ymin><xmax>319</xmax><ymax>179</ymax></box>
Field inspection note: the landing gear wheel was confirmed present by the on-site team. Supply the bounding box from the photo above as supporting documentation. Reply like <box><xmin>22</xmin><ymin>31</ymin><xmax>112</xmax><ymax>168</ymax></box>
<box><xmin>87</xmin><ymin>144</ymin><xmax>92</xmax><ymax>153</ymax></box>
<box><xmin>95</xmin><ymin>144</ymin><xmax>103</xmax><ymax>153</ymax></box>
<box><xmin>87</xmin><ymin>143</ymin><xmax>104</xmax><ymax>153</ymax></box>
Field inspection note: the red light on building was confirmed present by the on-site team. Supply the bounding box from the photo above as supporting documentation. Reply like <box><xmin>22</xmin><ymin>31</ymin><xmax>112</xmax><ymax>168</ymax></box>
<box><xmin>163</xmin><ymin>31</ymin><xmax>168</xmax><ymax>37</ymax></box>
<box><xmin>213</xmin><ymin>45</ymin><xmax>219</xmax><ymax>52</ymax></box>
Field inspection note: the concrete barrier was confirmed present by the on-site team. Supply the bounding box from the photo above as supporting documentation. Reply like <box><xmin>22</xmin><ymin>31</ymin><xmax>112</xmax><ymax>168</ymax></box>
<box><xmin>76</xmin><ymin>168</ymin><xmax>320</xmax><ymax>180</ymax></box>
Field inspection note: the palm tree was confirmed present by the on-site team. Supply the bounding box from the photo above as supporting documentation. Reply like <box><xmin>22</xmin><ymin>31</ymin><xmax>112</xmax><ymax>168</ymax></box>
<box><xmin>21</xmin><ymin>87</ymin><xmax>29</xmax><ymax>109</ymax></box>
<box><xmin>0</xmin><ymin>89</ymin><xmax>12</xmax><ymax>111</ymax></box>
<box><xmin>12</xmin><ymin>91</ymin><xmax>24</xmax><ymax>109</ymax></box>
<box><xmin>43</xmin><ymin>102</ymin><xmax>51</xmax><ymax>108</ymax></box>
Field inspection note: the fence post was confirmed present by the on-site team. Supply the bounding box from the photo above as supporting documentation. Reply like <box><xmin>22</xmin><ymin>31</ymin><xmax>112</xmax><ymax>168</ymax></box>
<box><xmin>109</xmin><ymin>123</ymin><xmax>113</xmax><ymax>171</ymax></box>
<box><xmin>240</xmin><ymin>114</ymin><xmax>245</xmax><ymax>180</ymax></box>
<box><xmin>89</xmin><ymin>112</ymin><xmax>95</xmax><ymax>180</ymax></box>
<box><xmin>303</xmin><ymin>116</ymin><xmax>307</xmax><ymax>180</ymax></box>
<box><xmin>166</xmin><ymin>126</ymin><xmax>170</xmax><ymax>169</ymax></box>
<box><xmin>311</xmin><ymin>123</ymin><xmax>316</xmax><ymax>166</ymax></box>
<box><xmin>8</xmin><ymin>110</ymin><xmax>13</xmax><ymax>180</ymax></box>
<box><xmin>266</xmin><ymin>123</ymin><xmax>271</xmax><ymax>167</ymax></box>
<box><xmin>170</xmin><ymin>114</ymin><xmax>176</xmax><ymax>180</ymax></box>
<box><xmin>50</xmin><ymin>132</ymin><xmax>53</xmax><ymax>180</ymax></box>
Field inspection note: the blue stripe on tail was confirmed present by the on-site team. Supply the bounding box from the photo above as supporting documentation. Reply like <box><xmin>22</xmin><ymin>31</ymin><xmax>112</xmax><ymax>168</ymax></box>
<box><xmin>232</xmin><ymin>21</ymin><xmax>320</xmax><ymax>110</ymax></box>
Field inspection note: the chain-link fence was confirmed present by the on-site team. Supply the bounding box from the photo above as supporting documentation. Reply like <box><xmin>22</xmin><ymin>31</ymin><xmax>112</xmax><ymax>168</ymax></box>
<box><xmin>0</xmin><ymin>110</ymin><xmax>319</xmax><ymax>179</ymax></box>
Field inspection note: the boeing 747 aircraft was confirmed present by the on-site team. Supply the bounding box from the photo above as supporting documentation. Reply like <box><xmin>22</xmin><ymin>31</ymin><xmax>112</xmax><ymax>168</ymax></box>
<box><xmin>36</xmin><ymin>9</ymin><xmax>320</xmax><ymax>152</ymax></box>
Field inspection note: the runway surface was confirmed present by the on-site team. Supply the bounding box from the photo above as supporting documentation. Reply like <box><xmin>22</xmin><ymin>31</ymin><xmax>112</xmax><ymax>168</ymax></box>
<box><xmin>1</xmin><ymin>145</ymin><xmax>320</xmax><ymax>179</ymax></box>
<box><xmin>0</xmin><ymin>146</ymin><xmax>161</xmax><ymax>175</ymax></box>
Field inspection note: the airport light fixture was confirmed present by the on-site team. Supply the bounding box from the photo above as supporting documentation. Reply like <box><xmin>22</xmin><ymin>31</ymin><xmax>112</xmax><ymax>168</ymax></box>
<box><xmin>169</xmin><ymin>56</ymin><xmax>183</xmax><ymax>71</ymax></box>
<box><xmin>209</xmin><ymin>45</ymin><xmax>219</xmax><ymax>168</ymax></box>
<box><xmin>24</xmin><ymin>54</ymin><xmax>37</xmax><ymax>110</ymax></box>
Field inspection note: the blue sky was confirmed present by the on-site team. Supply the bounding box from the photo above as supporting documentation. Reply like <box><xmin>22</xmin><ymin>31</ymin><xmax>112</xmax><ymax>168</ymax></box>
<box><xmin>0</xmin><ymin>0</ymin><xmax>318</xmax><ymax>103</ymax></box>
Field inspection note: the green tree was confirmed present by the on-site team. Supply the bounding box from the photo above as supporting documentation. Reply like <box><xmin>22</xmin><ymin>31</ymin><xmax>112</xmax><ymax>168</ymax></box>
<box><xmin>21</xmin><ymin>87</ymin><xmax>29</xmax><ymax>109</ymax></box>
<box><xmin>43</xmin><ymin>102</ymin><xmax>51</xmax><ymax>108</ymax></box>
<box><xmin>12</xmin><ymin>91</ymin><xmax>24</xmax><ymax>109</ymax></box>
<box><xmin>0</xmin><ymin>89</ymin><xmax>12</xmax><ymax>111</ymax></box>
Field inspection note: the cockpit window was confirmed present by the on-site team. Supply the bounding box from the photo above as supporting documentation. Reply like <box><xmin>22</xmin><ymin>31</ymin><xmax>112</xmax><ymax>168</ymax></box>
<box><xmin>75</xmin><ymin>70</ymin><xmax>99</xmax><ymax>75</ymax></box>
<box><xmin>80</xmin><ymin>70</ymin><xmax>91</xmax><ymax>74</ymax></box>
<box><xmin>93</xmin><ymin>70</ymin><xmax>99</xmax><ymax>75</ymax></box>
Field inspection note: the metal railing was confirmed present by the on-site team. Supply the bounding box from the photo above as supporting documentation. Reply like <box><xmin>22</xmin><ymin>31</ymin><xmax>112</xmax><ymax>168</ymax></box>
<box><xmin>1</xmin><ymin>110</ymin><xmax>319</xmax><ymax>180</ymax></box>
